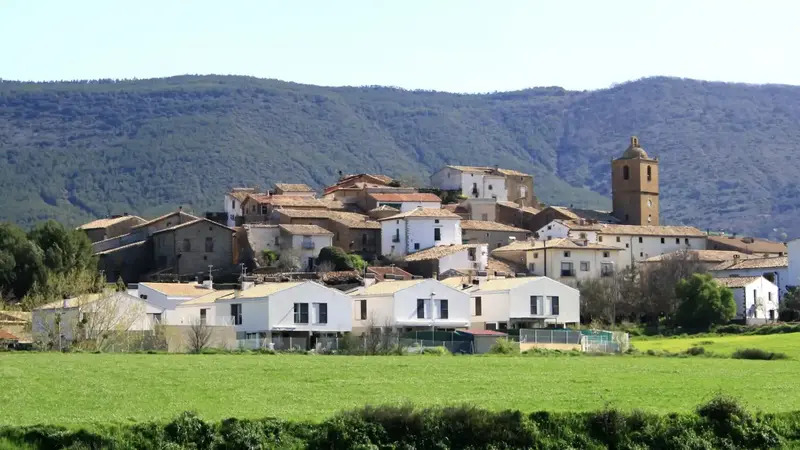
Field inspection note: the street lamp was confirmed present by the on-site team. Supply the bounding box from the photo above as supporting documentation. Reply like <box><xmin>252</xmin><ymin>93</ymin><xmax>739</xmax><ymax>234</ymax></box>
<box><xmin>430</xmin><ymin>291</ymin><xmax>436</xmax><ymax>338</ymax></box>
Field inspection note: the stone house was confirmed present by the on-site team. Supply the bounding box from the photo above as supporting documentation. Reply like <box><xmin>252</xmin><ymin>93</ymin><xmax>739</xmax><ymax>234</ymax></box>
<box><xmin>151</xmin><ymin>218</ymin><xmax>237</xmax><ymax>276</ymax></box>
<box><xmin>78</xmin><ymin>214</ymin><xmax>145</xmax><ymax>243</ymax></box>
<box><xmin>460</xmin><ymin>220</ymin><xmax>530</xmax><ymax>250</ymax></box>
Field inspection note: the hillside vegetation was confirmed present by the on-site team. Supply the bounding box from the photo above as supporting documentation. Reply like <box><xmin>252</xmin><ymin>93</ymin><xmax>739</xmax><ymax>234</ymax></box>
<box><xmin>1</xmin><ymin>75</ymin><xmax>799</xmax><ymax>238</ymax></box>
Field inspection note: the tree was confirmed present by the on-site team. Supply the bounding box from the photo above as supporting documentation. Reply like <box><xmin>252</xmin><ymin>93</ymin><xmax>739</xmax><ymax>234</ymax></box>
<box><xmin>578</xmin><ymin>266</ymin><xmax>640</xmax><ymax>325</ymax></box>
<box><xmin>779</xmin><ymin>287</ymin><xmax>800</xmax><ymax>321</ymax></box>
<box><xmin>0</xmin><ymin>223</ymin><xmax>46</xmax><ymax>300</ymax></box>
<box><xmin>639</xmin><ymin>250</ymin><xmax>707</xmax><ymax>322</ymax></box>
<box><xmin>186</xmin><ymin>318</ymin><xmax>213</xmax><ymax>353</ymax></box>
<box><xmin>277</xmin><ymin>248</ymin><xmax>302</xmax><ymax>271</ymax></box>
<box><xmin>28</xmin><ymin>220</ymin><xmax>95</xmax><ymax>274</ymax></box>
<box><xmin>316</xmin><ymin>246</ymin><xmax>352</xmax><ymax>271</ymax></box>
<box><xmin>675</xmin><ymin>274</ymin><xmax>736</xmax><ymax>330</ymax></box>
<box><xmin>347</xmin><ymin>254</ymin><xmax>367</xmax><ymax>272</ymax></box>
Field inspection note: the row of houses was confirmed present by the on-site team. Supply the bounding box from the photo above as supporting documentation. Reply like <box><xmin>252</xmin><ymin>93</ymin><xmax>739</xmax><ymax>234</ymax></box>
<box><xmin>31</xmin><ymin>273</ymin><xmax>581</xmax><ymax>351</ymax></box>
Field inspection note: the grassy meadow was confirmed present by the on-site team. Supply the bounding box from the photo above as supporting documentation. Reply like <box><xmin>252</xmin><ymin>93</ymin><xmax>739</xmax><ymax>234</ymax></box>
<box><xmin>1</xmin><ymin>352</ymin><xmax>798</xmax><ymax>427</ymax></box>
<box><xmin>632</xmin><ymin>332</ymin><xmax>800</xmax><ymax>359</ymax></box>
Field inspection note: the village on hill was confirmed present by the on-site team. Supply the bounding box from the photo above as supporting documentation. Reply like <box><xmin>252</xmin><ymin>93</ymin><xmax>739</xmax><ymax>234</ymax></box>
<box><xmin>6</xmin><ymin>136</ymin><xmax>799</xmax><ymax>353</ymax></box>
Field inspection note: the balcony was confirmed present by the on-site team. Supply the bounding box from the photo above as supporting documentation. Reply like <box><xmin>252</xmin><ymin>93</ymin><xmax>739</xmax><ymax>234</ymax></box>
<box><xmin>560</xmin><ymin>269</ymin><xmax>575</xmax><ymax>277</ymax></box>
<box><xmin>301</xmin><ymin>241</ymin><xmax>315</xmax><ymax>250</ymax></box>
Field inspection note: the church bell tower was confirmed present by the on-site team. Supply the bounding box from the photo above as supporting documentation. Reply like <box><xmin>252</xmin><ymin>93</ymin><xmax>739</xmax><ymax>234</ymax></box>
<box><xmin>611</xmin><ymin>136</ymin><xmax>659</xmax><ymax>225</ymax></box>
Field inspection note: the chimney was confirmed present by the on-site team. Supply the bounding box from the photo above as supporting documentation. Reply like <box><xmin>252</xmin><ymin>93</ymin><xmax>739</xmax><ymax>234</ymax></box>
<box><xmin>733</xmin><ymin>254</ymin><xmax>740</xmax><ymax>261</ymax></box>
<box><xmin>363</xmin><ymin>272</ymin><xmax>376</xmax><ymax>288</ymax></box>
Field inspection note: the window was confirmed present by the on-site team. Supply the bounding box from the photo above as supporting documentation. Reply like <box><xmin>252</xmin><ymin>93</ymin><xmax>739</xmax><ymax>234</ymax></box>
<box><xmin>533</xmin><ymin>252</ymin><xmax>539</xmax><ymax>259</ymax></box>
<box><xmin>393</xmin><ymin>229</ymin><xmax>400</xmax><ymax>243</ymax></box>
<box><xmin>622</xmin><ymin>165</ymin><xmax>630</xmax><ymax>180</ymax></box>
<box><xmin>598</xmin><ymin>236</ymin><xmax>603</xmax><ymax>242</ymax></box>
<box><xmin>660</xmin><ymin>238</ymin><xmax>665</xmax><ymax>244</ymax></box>
<box><xmin>676</xmin><ymin>238</ymin><xmax>680</xmax><ymax>244</ymax></box>
<box><xmin>230</xmin><ymin>304</ymin><xmax>242</xmax><ymax>325</ymax></box>
<box><xmin>579</xmin><ymin>233</ymin><xmax>587</xmax><ymax>239</ymax></box>
<box><xmin>638</xmin><ymin>237</ymin><xmax>643</xmax><ymax>243</ymax></box>
<box><xmin>603</xmin><ymin>251</ymin><xmax>610</xmax><ymax>258</ymax></box>
<box><xmin>616</xmin><ymin>236</ymin><xmax>621</xmax><ymax>242</ymax></box>
<box><xmin>547</xmin><ymin>225</ymin><xmax>552</xmax><ymax>230</ymax></box>
<box><xmin>563</xmin><ymin>251</ymin><xmax>571</xmax><ymax>257</ymax></box>
<box><xmin>417</xmin><ymin>299</ymin><xmax>425</xmax><ymax>319</ymax></box>
<box><xmin>358</xmin><ymin>300</ymin><xmax>367</xmax><ymax>320</ymax></box>
<box><xmin>182</xmin><ymin>239</ymin><xmax>191</xmax><ymax>252</ymax></box>
<box><xmin>440</xmin><ymin>300</ymin><xmax>448</xmax><ymax>319</ymax></box>
<box><xmin>139</xmin><ymin>294</ymin><xmax>148</xmax><ymax>300</ymax></box>
<box><xmin>488</xmin><ymin>184</ymin><xmax>493</xmax><ymax>190</ymax></box>
<box><xmin>768</xmin><ymin>292</ymin><xmax>773</xmax><ymax>302</ymax></box>
<box><xmin>528</xmin><ymin>263</ymin><xmax>535</xmax><ymax>272</ymax></box>
<box><xmin>498</xmin><ymin>322</ymin><xmax>508</xmax><ymax>331</ymax></box>
<box><xmin>362</xmin><ymin>233</ymin><xmax>367</xmax><ymax>245</ymax></box>
<box><xmin>475</xmin><ymin>297</ymin><xmax>482</xmax><ymax>316</ymax></box>
<box><xmin>648</xmin><ymin>215</ymin><xmax>652</xmax><ymax>223</ymax></box>
<box><xmin>753</xmin><ymin>289</ymin><xmax>757</xmax><ymax>301</ymax></box>
<box><xmin>639</xmin><ymin>252</ymin><xmax>644</xmax><ymax>257</ymax></box>
<box><xmin>315</xmin><ymin>303</ymin><xmax>328</xmax><ymax>324</ymax></box>
<box><xmin>551</xmin><ymin>296</ymin><xmax>560</xmax><ymax>315</ymax></box>
<box><xmin>151</xmin><ymin>313</ymin><xmax>162</xmax><ymax>323</ymax></box>
<box><xmin>434</xmin><ymin>228</ymin><xmax>441</xmax><ymax>241</ymax></box>
<box><xmin>205</xmin><ymin>237</ymin><xmax>214</xmax><ymax>252</ymax></box>
<box><xmin>685</xmin><ymin>238</ymin><xmax>689</xmax><ymax>245</ymax></box>
<box><xmin>601</xmin><ymin>263</ymin><xmax>614</xmax><ymax>277</ymax></box>
<box><xmin>647</xmin><ymin>166</ymin><xmax>652</xmax><ymax>181</ymax></box>
<box><xmin>561</xmin><ymin>262</ymin><xmax>574</xmax><ymax>277</ymax></box>
<box><xmin>232</xmin><ymin>200</ymin><xmax>236</xmax><ymax>209</ymax></box>
<box><xmin>414</xmin><ymin>243</ymin><xmax>420</xmax><ymax>250</ymax></box>
<box><xmin>625</xmin><ymin>243</ymin><xmax>629</xmax><ymax>248</ymax></box>
<box><xmin>486</xmin><ymin>323</ymin><xmax>497</xmax><ymax>331</ymax></box>
<box><xmin>200</xmin><ymin>308</ymin><xmax>207</xmax><ymax>325</ymax></box>
<box><xmin>530</xmin><ymin>295</ymin><xmax>542</xmax><ymax>315</ymax></box>
<box><xmin>293</xmin><ymin>303</ymin><xmax>309</xmax><ymax>324</ymax></box>
<box><xmin>647</xmin><ymin>199</ymin><xmax>653</xmax><ymax>208</ymax></box>
<box><xmin>580</xmin><ymin>261</ymin><xmax>590</xmax><ymax>271</ymax></box>
<box><xmin>435</xmin><ymin>219</ymin><xmax>440</xmax><ymax>224</ymax></box>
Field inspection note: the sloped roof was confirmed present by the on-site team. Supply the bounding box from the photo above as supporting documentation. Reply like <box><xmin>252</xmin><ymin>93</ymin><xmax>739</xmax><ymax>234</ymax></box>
<box><xmin>439</xmin><ymin>277</ymin><xmax>469</xmax><ymax>288</ymax></box>
<box><xmin>236</xmin><ymin>282</ymin><xmax>307</xmax><ymax>299</ymax></box>
<box><xmin>367</xmin><ymin>266</ymin><xmax>414</xmax><ymax>281</ymax></box>
<box><xmin>446</xmin><ymin>165</ymin><xmax>530</xmax><ymax>177</ymax></box>
<box><xmin>328</xmin><ymin>212</ymin><xmax>381</xmax><ymax>229</ymax></box>
<box><xmin>78</xmin><ymin>215</ymin><xmax>143</xmax><ymax>230</ymax></box>
<box><xmin>355</xmin><ymin>279</ymin><xmax>426</xmax><ymax>296</ymax></box>
<box><xmin>131</xmin><ymin>211</ymin><xmax>200</xmax><ymax>230</ymax></box>
<box><xmin>139</xmin><ymin>282</ymin><xmax>212</xmax><ymax>298</ymax></box>
<box><xmin>642</xmin><ymin>250</ymin><xmax>756</xmax><ymax>264</ymax></box>
<box><xmin>497</xmin><ymin>201</ymin><xmax>541</xmax><ymax>215</ymax></box>
<box><xmin>248</xmin><ymin>195</ymin><xmax>342</xmax><ymax>209</ymax></box>
<box><xmin>274</xmin><ymin>183</ymin><xmax>314</xmax><ymax>192</ymax></box>
<box><xmin>404</xmin><ymin>244</ymin><xmax>481</xmax><ymax>262</ymax></box>
<box><xmin>547</xmin><ymin>206</ymin><xmax>618</xmax><ymax>223</ymax></box>
<box><xmin>278</xmin><ymin>224</ymin><xmax>333</xmax><ymax>236</ymax></box>
<box><xmin>493</xmin><ymin>238</ymin><xmax>621</xmax><ymax>253</ymax></box>
<box><xmin>460</xmin><ymin>220</ymin><xmax>529</xmax><ymax>233</ymax></box>
<box><xmin>36</xmin><ymin>292</ymin><xmax>148</xmax><ymax>310</ymax></box>
<box><xmin>227</xmin><ymin>189</ymin><xmax>259</xmax><ymax>202</ymax></box>
<box><xmin>179</xmin><ymin>290</ymin><xmax>236</xmax><ymax>305</ymax></box>
<box><xmin>710</xmin><ymin>256</ymin><xmax>788</xmax><ymax>271</ymax></box>
<box><xmin>594</xmin><ymin>224</ymin><xmax>705</xmax><ymax>237</ymax></box>
<box><xmin>477</xmin><ymin>277</ymin><xmax>540</xmax><ymax>291</ymax></box>
<box><xmin>94</xmin><ymin>240</ymin><xmax>147</xmax><ymax>256</ymax></box>
<box><xmin>379</xmin><ymin>208</ymin><xmax>462</xmax><ymax>221</ymax></box>
<box><xmin>0</xmin><ymin>330</ymin><xmax>18</xmax><ymax>341</ymax></box>
<box><xmin>369</xmin><ymin>192</ymin><xmax>442</xmax><ymax>202</ymax></box>
<box><xmin>151</xmin><ymin>218</ymin><xmax>236</xmax><ymax>235</ymax></box>
<box><xmin>707</xmin><ymin>235</ymin><xmax>787</xmax><ymax>254</ymax></box>
<box><xmin>0</xmin><ymin>311</ymin><xmax>31</xmax><ymax>323</ymax></box>
<box><xmin>713</xmin><ymin>276</ymin><xmax>763</xmax><ymax>288</ymax></box>
<box><xmin>276</xmin><ymin>209</ymin><xmax>332</xmax><ymax>219</ymax></box>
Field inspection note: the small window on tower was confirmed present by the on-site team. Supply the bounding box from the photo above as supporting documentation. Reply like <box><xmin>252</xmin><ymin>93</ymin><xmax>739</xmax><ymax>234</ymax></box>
<box><xmin>647</xmin><ymin>166</ymin><xmax>652</xmax><ymax>181</ymax></box>
<box><xmin>623</xmin><ymin>165</ymin><xmax>630</xmax><ymax>180</ymax></box>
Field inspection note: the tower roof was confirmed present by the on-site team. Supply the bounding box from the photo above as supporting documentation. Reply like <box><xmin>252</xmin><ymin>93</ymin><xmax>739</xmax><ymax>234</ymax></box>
<box><xmin>619</xmin><ymin>136</ymin><xmax>650</xmax><ymax>159</ymax></box>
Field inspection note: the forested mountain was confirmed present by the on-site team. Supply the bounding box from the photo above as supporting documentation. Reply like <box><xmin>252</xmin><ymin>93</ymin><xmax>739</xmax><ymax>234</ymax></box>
<box><xmin>1</xmin><ymin>75</ymin><xmax>799</xmax><ymax>239</ymax></box>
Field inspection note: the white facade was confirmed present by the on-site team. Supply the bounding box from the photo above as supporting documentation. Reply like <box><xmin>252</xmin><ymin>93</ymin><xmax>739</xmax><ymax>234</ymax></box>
<box><xmin>280</xmin><ymin>232</ymin><xmax>334</xmax><ymax>271</ymax></box>
<box><xmin>244</xmin><ymin>224</ymin><xmax>281</xmax><ymax>255</ymax></box>
<box><xmin>33</xmin><ymin>292</ymin><xmax>163</xmax><ymax>343</ymax></box>
<box><xmin>430</xmin><ymin>167</ymin><xmax>508</xmax><ymax>202</ymax></box>
<box><xmin>711</xmin><ymin>264</ymin><xmax>788</xmax><ymax>298</ymax></box>
<box><xmin>788</xmin><ymin>238</ymin><xmax>800</xmax><ymax>291</ymax></box>
<box><xmin>716</xmin><ymin>277</ymin><xmax>779</xmax><ymax>321</ymax></box>
<box><xmin>380</xmin><ymin>216</ymin><xmax>462</xmax><ymax>257</ymax></box>
<box><xmin>136</xmin><ymin>282</ymin><xmax>213</xmax><ymax>324</ymax></box>
<box><xmin>470</xmin><ymin>277</ymin><xmax>580</xmax><ymax>329</ymax></box>
<box><xmin>351</xmin><ymin>279</ymin><xmax>471</xmax><ymax>331</ymax></box>
<box><xmin>518</xmin><ymin>247</ymin><xmax>623</xmax><ymax>284</ymax></box>
<box><xmin>177</xmin><ymin>282</ymin><xmax>352</xmax><ymax>336</ymax></box>
<box><xmin>438</xmin><ymin>245</ymin><xmax>489</xmax><ymax>274</ymax></box>
<box><xmin>384</xmin><ymin>201</ymin><xmax>442</xmax><ymax>213</ymax></box>
<box><xmin>224</xmin><ymin>193</ymin><xmax>250</xmax><ymax>227</ymax></box>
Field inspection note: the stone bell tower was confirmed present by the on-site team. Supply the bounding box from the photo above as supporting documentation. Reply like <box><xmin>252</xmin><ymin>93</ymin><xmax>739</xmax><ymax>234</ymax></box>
<box><xmin>611</xmin><ymin>136</ymin><xmax>659</xmax><ymax>225</ymax></box>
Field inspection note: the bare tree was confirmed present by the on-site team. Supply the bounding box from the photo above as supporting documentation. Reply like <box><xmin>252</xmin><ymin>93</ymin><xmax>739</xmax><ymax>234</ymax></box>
<box><xmin>315</xmin><ymin>260</ymin><xmax>336</xmax><ymax>274</ymax></box>
<box><xmin>579</xmin><ymin>266</ymin><xmax>639</xmax><ymax>326</ymax></box>
<box><xmin>277</xmin><ymin>248</ymin><xmax>303</xmax><ymax>271</ymax></box>
<box><xmin>186</xmin><ymin>317</ymin><xmax>213</xmax><ymax>353</ymax></box>
<box><xmin>639</xmin><ymin>250</ymin><xmax>707</xmax><ymax>322</ymax></box>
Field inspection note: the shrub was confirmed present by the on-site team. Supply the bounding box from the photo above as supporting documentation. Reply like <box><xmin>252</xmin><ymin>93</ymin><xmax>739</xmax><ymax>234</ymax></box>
<box><xmin>488</xmin><ymin>338</ymin><xmax>518</xmax><ymax>354</ymax></box>
<box><xmin>164</xmin><ymin>411</ymin><xmax>216</xmax><ymax>449</ymax></box>
<box><xmin>685</xmin><ymin>346</ymin><xmax>706</xmax><ymax>356</ymax></box>
<box><xmin>346</xmin><ymin>254</ymin><xmax>367</xmax><ymax>272</ymax></box>
<box><xmin>316</xmin><ymin>247</ymin><xmax>352</xmax><ymax>271</ymax></box>
<box><xmin>420</xmin><ymin>346</ymin><xmax>450</xmax><ymax>356</ymax></box>
<box><xmin>731</xmin><ymin>348</ymin><xmax>788</xmax><ymax>360</ymax></box>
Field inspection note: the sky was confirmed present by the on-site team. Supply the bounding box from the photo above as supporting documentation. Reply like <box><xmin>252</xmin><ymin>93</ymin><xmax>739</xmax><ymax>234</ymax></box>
<box><xmin>2</xmin><ymin>0</ymin><xmax>799</xmax><ymax>92</ymax></box>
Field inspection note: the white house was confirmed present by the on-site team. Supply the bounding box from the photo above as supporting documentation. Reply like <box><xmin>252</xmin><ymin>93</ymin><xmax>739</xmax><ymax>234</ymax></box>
<box><xmin>177</xmin><ymin>281</ymin><xmax>352</xmax><ymax>347</ymax></box>
<box><xmin>32</xmin><ymin>291</ymin><xmax>163</xmax><ymax>344</ymax></box>
<box><xmin>379</xmin><ymin>208</ymin><xmax>462</xmax><ymax>258</ymax></box>
<box><xmin>404</xmin><ymin>244</ymin><xmax>488</xmax><ymax>275</ymax></box>
<box><xmin>278</xmin><ymin>224</ymin><xmax>334</xmax><ymax>271</ymax></box>
<box><xmin>368</xmin><ymin>192</ymin><xmax>442</xmax><ymax>212</ymax></box>
<box><xmin>492</xmin><ymin>238</ymin><xmax>624</xmax><ymax>284</ymax></box>
<box><xmin>787</xmin><ymin>238</ymin><xmax>800</xmax><ymax>291</ymax></box>
<box><xmin>714</xmin><ymin>276</ymin><xmax>779</xmax><ymax>322</ymax></box>
<box><xmin>533</xmin><ymin>221</ymin><xmax>707</xmax><ymax>267</ymax></box>
<box><xmin>350</xmin><ymin>279</ymin><xmax>470</xmax><ymax>333</ymax></box>
<box><xmin>430</xmin><ymin>165</ymin><xmax>508</xmax><ymax>201</ymax></box>
<box><xmin>469</xmin><ymin>277</ymin><xmax>580</xmax><ymax>331</ymax></box>
<box><xmin>224</xmin><ymin>188</ymin><xmax>258</xmax><ymax>227</ymax></box>
<box><xmin>710</xmin><ymin>256</ymin><xmax>789</xmax><ymax>298</ymax></box>
<box><xmin>136</xmin><ymin>282</ymin><xmax>215</xmax><ymax>323</ymax></box>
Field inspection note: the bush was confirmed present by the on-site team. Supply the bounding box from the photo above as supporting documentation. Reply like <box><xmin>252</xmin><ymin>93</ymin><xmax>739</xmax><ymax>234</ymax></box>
<box><xmin>420</xmin><ymin>346</ymin><xmax>450</xmax><ymax>356</ymax></box>
<box><xmin>316</xmin><ymin>247</ymin><xmax>352</xmax><ymax>271</ymax></box>
<box><xmin>488</xmin><ymin>338</ymin><xmax>519</xmax><ymax>354</ymax></box>
<box><xmin>164</xmin><ymin>411</ymin><xmax>216</xmax><ymax>449</ymax></box>
<box><xmin>731</xmin><ymin>348</ymin><xmax>789</xmax><ymax>360</ymax></box>
<box><xmin>346</xmin><ymin>254</ymin><xmax>367</xmax><ymax>272</ymax></box>
<box><xmin>685</xmin><ymin>346</ymin><xmax>706</xmax><ymax>356</ymax></box>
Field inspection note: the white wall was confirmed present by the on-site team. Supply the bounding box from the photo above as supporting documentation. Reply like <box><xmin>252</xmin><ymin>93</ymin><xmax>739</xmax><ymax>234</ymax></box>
<box><xmin>224</xmin><ymin>194</ymin><xmax>245</xmax><ymax>227</ymax></box>
<box><xmin>381</xmin><ymin>217</ymin><xmax>462</xmax><ymax>257</ymax></box>
<box><xmin>245</xmin><ymin>225</ymin><xmax>281</xmax><ymax>255</ymax></box>
<box><xmin>507</xmin><ymin>278</ymin><xmax>580</xmax><ymax>325</ymax></box>
<box><xmin>788</xmin><ymin>239</ymin><xmax>800</xmax><ymax>290</ymax></box>
<box><xmin>385</xmin><ymin>201</ymin><xmax>442</xmax><ymax>212</ymax></box>
<box><xmin>535</xmin><ymin>221</ymin><xmax>572</xmax><ymax>241</ymax></box>
<box><xmin>461</xmin><ymin>173</ymin><xmax>507</xmax><ymax>202</ymax></box>
<box><xmin>525</xmin><ymin>248</ymin><xmax>623</xmax><ymax>283</ymax></box>
<box><xmin>597</xmin><ymin>234</ymin><xmax>707</xmax><ymax>265</ymax></box>
<box><xmin>736</xmin><ymin>278</ymin><xmax>780</xmax><ymax>320</ymax></box>
<box><xmin>438</xmin><ymin>245</ymin><xmax>488</xmax><ymax>274</ymax></box>
<box><xmin>352</xmin><ymin>279</ymin><xmax>470</xmax><ymax>330</ymax></box>
<box><xmin>430</xmin><ymin>167</ymin><xmax>463</xmax><ymax>191</ymax></box>
<box><xmin>286</xmin><ymin>234</ymin><xmax>333</xmax><ymax>270</ymax></box>
<box><xmin>712</xmin><ymin>266</ymin><xmax>788</xmax><ymax>298</ymax></box>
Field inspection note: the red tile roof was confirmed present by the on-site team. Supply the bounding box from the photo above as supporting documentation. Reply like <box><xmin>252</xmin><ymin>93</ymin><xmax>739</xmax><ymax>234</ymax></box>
<box><xmin>0</xmin><ymin>330</ymin><xmax>19</xmax><ymax>341</ymax></box>
<box><xmin>367</xmin><ymin>266</ymin><xmax>414</xmax><ymax>281</ymax></box>
<box><xmin>369</xmin><ymin>192</ymin><xmax>442</xmax><ymax>202</ymax></box>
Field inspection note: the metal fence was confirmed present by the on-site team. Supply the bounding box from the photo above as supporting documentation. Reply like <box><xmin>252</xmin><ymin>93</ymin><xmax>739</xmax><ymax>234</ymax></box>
<box><xmin>519</xmin><ymin>329</ymin><xmax>583</xmax><ymax>345</ymax></box>
<box><xmin>518</xmin><ymin>328</ymin><xmax>630</xmax><ymax>353</ymax></box>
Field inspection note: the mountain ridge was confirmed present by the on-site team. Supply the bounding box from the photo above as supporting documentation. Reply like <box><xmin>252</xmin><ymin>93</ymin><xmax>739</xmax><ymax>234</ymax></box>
<box><xmin>1</xmin><ymin>75</ymin><xmax>798</xmax><ymax>239</ymax></box>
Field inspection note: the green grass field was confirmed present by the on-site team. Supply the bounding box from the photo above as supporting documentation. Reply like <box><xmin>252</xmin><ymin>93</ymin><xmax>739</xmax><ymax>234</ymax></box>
<box><xmin>632</xmin><ymin>332</ymin><xmax>800</xmax><ymax>359</ymax></box>
<box><xmin>1</xmin><ymin>353</ymin><xmax>799</xmax><ymax>427</ymax></box>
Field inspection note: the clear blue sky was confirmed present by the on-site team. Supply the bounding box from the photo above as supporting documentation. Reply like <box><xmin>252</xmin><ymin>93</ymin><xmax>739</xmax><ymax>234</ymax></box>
<box><xmin>2</xmin><ymin>0</ymin><xmax>798</xmax><ymax>92</ymax></box>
